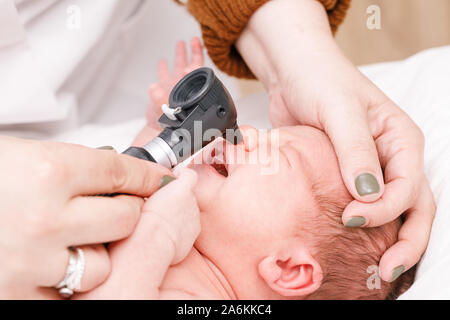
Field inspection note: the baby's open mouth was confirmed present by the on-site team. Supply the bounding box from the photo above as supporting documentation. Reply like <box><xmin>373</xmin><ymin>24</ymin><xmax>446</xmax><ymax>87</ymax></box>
<box><xmin>188</xmin><ymin>137</ymin><xmax>233</xmax><ymax>178</ymax></box>
<box><xmin>210</xmin><ymin>148</ymin><xmax>228</xmax><ymax>177</ymax></box>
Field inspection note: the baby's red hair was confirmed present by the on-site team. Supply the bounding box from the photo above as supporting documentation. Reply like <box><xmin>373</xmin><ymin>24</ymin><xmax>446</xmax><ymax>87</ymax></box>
<box><xmin>301</xmin><ymin>180</ymin><xmax>416</xmax><ymax>300</ymax></box>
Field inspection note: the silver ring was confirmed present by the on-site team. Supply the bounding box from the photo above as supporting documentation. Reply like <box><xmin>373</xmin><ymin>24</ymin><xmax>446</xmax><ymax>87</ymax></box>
<box><xmin>55</xmin><ymin>247</ymin><xmax>85</xmax><ymax>299</ymax></box>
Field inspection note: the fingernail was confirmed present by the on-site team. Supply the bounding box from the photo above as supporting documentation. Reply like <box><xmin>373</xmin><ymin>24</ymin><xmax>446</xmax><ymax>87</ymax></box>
<box><xmin>97</xmin><ymin>146</ymin><xmax>116</xmax><ymax>151</ymax></box>
<box><xmin>159</xmin><ymin>175</ymin><xmax>176</xmax><ymax>189</ymax></box>
<box><xmin>345</xmin><ymin>216</ymin><xmax>366</xmax><ymax>228</ymax></box>
<box><xmin>390</xmin><ymin>265</ymin><xmax>405</xmax><ymax>282</ymax></box>
<box><xmin>355</xmin><ymin>173</ymin><xmax>380</xmax><ymax>196</ymax></box>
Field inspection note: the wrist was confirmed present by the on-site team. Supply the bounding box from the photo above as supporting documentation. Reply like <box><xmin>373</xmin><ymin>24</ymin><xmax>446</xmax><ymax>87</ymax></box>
<box><xmin>236</xmin><ymin>0</ymin><xmax>340</xmax><ymax>88</ymax></box>
<box><xmin>250</xmin><ymin>0</ymin><xmax>333</xmax><ymax>38</ymax></box>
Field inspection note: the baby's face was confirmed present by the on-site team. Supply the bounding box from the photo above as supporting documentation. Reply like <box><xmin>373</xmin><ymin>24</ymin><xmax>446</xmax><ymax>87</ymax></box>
<box><xmin>191</xmin><ymin>126</ymin><xmax>344</xmax><ymax>275</ymax></box>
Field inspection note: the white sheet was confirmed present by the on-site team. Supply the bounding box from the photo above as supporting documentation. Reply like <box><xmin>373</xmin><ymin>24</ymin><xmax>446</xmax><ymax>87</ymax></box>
<box><xmin>360</xmin><ymin>46</ymin><xmax>450</xmax><ymax>300</ymax></box>
<box><xmin>55</xmin><ymin>45</ymin><xmax>450</xmax><ymax>299</ymax></box>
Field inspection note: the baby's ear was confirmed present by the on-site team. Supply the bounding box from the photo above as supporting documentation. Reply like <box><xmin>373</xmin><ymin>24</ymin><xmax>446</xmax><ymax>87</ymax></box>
<box><xmin>258</xmin><ymin>242</ymin><xmax>323</xmax><ymax>297</ymax></box>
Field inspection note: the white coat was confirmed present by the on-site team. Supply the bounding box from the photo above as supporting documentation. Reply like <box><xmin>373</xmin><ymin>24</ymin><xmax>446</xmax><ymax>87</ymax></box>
<box><xmin>0</xmin><ymin>0</ymin><xmax>148</xmax><ymax>134</ymax></box>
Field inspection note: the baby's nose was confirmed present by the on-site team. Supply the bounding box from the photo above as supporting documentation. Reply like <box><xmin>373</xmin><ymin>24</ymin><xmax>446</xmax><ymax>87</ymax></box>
<box><xmin>239</xmin><ymin>125</ymin><xmax>259</xmax><ymax>152</ymax></box>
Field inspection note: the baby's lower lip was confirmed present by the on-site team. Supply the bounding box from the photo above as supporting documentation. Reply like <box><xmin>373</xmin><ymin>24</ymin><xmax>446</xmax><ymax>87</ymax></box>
<box><xmin>189</xmin><ymin>163</ymin><xmax>227</xmax><ymax>181</ymax></box>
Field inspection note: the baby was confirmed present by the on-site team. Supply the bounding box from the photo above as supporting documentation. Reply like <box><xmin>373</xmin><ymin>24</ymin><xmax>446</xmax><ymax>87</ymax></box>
<box><xmin>80</xmin><ymin>39</ymin><xmax>415</xmax><ymax>300</ymax></box>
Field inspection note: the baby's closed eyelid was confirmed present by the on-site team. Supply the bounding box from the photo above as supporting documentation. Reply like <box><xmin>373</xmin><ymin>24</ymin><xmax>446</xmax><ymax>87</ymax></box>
<box><xmin>279</xmin><ymin>147</ymin><xmax>293</xmax><ymax>169</ymax></box>
<box><xmin>240</xmin><ymin>126</ymin><xmax>259</xmax><ymax>151</ymax></box>
<box><xmin>282</xmin><ymin>143</ymin><xmax>305</xmax><ymax>169</ymax></box>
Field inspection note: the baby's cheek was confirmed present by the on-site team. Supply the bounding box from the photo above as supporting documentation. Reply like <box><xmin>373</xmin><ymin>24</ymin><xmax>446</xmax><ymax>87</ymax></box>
<box><xmin>200</xmin><ymin>192</ymin><xmax>242</xmax><ymax>233</ymax></box>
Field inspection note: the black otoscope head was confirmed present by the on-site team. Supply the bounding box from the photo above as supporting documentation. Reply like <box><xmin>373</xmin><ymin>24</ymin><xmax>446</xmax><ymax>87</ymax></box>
<box><xmin>123</xmin><ymin>67</ymin><xmax>242</xmax><ymax>168</ymax></box>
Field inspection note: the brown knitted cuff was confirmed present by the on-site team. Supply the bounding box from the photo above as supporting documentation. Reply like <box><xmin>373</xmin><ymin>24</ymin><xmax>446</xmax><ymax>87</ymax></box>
<box><xmin>185</xmin><ymin>0</ymin><xmax>351</xmax><ymax>79</ymax></box>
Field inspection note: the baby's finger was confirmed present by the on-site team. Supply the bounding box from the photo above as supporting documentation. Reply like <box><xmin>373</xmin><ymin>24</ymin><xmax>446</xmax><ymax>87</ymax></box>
<box><xmin>189</xmin><ymin>37</ymin><xmax>204</xmax><ymax>69</ymax></box>
<box><xmin>158</xmin><ymin>59</ymin><xmax>171</xmax><ymax>89</ymax></box>
<box><xmin>149</xmin><ymin>83</ymin><xmax>169</xmax><ymax>108</ymax></box>
<box><xmin>378</xmin><ymin>182</ymin><xmax>435</xmax><ymax>282</ymax></box>
<box><xmin>174</xmin><ymin>41</ymin><xmax>188</xmax><ymax>79</ymax></box>
<box><xmin>174</xmin><ymin>167</ymin><xmax>198</xmax><ymax>186</ymax></box>
<box><xmin>143</xmin><ymin>168</ymin><xmax>198</xmax><ymax>212</ymax></box>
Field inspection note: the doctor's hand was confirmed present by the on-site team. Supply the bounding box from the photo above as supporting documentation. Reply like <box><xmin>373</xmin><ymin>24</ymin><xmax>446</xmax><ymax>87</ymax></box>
<box><xmin>0</xmin><ymin>136</ymin><xmax>171</xmax><ymax>299</ymax></box>
<box><xmin>237</xmin><ymin>0</ymin><xmax>435</xmax><ymax>282</ymax></box>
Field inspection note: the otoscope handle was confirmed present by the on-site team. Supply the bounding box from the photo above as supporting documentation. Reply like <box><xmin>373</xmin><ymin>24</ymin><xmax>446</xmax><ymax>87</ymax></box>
<box><xmin>122</xmin><ymin>147</ymin><xmax>156</xmax><ymax>162</ymax></box>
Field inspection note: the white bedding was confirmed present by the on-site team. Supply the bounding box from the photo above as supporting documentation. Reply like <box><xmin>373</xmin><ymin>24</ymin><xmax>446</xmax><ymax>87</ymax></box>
<box><xmin>362</xmin><ymin>46</ymin><xmax>450</xmax><ymax>299</ymax></box>
<box><xmin>56</xmin><ymin>45</ymin><xmax>450</xmax><ymax>299</ymax></box>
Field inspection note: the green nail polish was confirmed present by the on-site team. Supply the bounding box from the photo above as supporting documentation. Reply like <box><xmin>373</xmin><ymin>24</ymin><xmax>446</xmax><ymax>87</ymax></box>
<box><xmin>390</xmin><ymin>265</ymin><xmax>405</xmax><ymax>282</ymax></box>
<box><xmin>97</xmin><ymin>146</ymin><xmax>116</xmax><ymax>151</ymax></box>
<box><xmin>355</xmin><ymin>173</ymin><xmax>380</xmax><ymax>196</ymax></box>
<box><xmin>159</xmin><ymin>175</ymin><xmax>176</xmax><ymax>189</ymax></box>
<box><xmin>345</xmin><ymin>216</ymin><xmax>366</xmax><ymax>228</ymax></box>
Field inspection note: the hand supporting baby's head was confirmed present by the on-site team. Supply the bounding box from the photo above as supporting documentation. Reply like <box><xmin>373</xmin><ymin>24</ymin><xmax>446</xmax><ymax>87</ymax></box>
<box><xmin>294</xmin><ymin>176</ymin><xmax>415</xmax><ymax>299</ymax></box>
<box><xmin>192</xmin><ymin>125</ymin><xmax>414</xmax><ymax>299</ymax></box>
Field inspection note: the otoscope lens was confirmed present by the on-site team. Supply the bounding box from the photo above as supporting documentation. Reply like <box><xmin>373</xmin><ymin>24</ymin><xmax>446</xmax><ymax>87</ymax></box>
<box><xmin>184</xmin><ymin>75</ymin><xmax>207</xmax><ymax>101</ymax></box>
<box><xmin>170</xmin><ymin>69</ymin><xmax>211</xmax><ymax>106</ymax></box>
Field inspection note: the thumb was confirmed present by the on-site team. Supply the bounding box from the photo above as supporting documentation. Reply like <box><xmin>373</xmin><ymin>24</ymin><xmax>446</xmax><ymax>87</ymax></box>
<box><xmin>324</xmin><ymin>104</ymin><xmax>384</xmax><ymax>205</ymax></box>
<box><xmin>144</xmin><ymin>168</ymin><xmax>198</xmax><ymax>210</ymax></box>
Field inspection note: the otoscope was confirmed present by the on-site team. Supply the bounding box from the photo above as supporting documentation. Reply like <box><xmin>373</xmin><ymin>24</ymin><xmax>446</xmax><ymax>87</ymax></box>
<box><xmin>122</xmin><ymin>67</ymin><xmax>242</xmax><ymax>167</ymax></box>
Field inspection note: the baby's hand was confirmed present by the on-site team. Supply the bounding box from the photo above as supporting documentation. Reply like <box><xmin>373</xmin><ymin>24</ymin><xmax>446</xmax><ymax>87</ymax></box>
<box><xmin>133</xmin><ymin>38</ymin><xmax>204</xmax><ymax>146</ymax></box>
<box><xmin>75</xmin><ymin>169</ymin><xmax>200</xmax><ymax>299</ymax></box>
<box><xmin>142</xmin><ymin>169</ymin><xmax>201</xmax><ymax>264</ymax></box>
<box><xmin>147</xmin><ymin>38</ymin><xmax>204</xmax><ymax>128</ymax></box>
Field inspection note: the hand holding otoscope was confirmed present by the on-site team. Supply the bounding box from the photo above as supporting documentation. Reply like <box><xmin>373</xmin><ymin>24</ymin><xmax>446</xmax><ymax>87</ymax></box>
<box><xmin>122</xmin><ymin>67</ymin><xmax>242</xmax><ymax>167</ymax></box>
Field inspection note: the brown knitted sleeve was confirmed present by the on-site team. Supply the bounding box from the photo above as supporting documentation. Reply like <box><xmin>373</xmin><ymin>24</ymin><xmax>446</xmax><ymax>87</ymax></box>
<box><xmin>180</xmin><ymin>0</ymin><xmax>351</xmax><ymax>79</ymax></box>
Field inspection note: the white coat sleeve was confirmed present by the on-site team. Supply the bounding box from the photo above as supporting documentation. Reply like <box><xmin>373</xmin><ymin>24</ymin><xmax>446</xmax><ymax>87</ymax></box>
<box><xmin>0</xmin><ymin>0</ymin><xmax>66</xmax><ymax>124</ymax></box>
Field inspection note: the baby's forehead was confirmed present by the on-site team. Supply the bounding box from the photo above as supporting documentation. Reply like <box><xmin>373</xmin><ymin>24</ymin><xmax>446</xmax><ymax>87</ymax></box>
<box><xmin>278</xmin><ymin>126</ymin><xmax>336</xmax><ymax>168</ymax></box>
<box><xmin>277</xmin><ymin>126</ymin><xmax>352</xmax><ymax>222</ymax></box>
<box><xmin>278</xmin><ymin>125</ymin><xmax>346</xmax><ymax>193</ymax></box>
<box><xmin>278</xmin><ymin>125</ymin><xmax>329</xmax><ymax>145</ymax></box>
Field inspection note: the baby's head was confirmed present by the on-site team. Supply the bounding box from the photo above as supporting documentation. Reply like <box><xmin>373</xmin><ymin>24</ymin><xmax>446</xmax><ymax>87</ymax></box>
<box><xmin>191</xmin><ymin>125</ymin><xmax>414</xmax><ymax>299</ymax></box>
